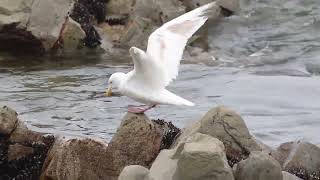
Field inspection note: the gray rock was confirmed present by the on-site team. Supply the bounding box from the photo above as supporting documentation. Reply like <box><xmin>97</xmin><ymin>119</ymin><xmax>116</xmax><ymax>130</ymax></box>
<box><xmin>61</xmin><ymin>18</ymin><xmax>86</xmax><ymax>51</ymax></box>
<box><xmin>118</xmin><ymin>165</ymin><xmax>152</xmax><ymax>180</ymax></box>
<box><xmin>149</xmin><ymin>149</ymin><xmax>178</xmax><ymax>180</ymax></box>
<box><xmin>235</xmin><ymin>151</ymin><xmax>282</xmax><ymax>180</ymax></box>
<box><xmin>272</xmin><ymin>141</ymin><xmax>320</xmax><ymax>179</ymax></box>
<box><xmin>150</xmin><ymin>133</ymin><xmax>234</xmax><ymax>180</ymax></box>
<box><xmin>174</xmin><ymin>106</ymin><xmax>262</xmax><ymax>166</ymax></box>
<box><xmin>0</xmin><ymin>106</ymin><xmax>18</xmax><ymax>135</ymax></box>
<box><xmin>282</xmin><ymin>171</ymin><xmax>303</xmax><ymax>180</ymax></box>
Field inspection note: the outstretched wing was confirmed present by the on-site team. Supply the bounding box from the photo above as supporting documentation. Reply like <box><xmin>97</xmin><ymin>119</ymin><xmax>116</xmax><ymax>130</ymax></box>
<box><xmin>147</xmin><ymin>2</ymin><xmax>216</xmax><ymax>87</ymax></box>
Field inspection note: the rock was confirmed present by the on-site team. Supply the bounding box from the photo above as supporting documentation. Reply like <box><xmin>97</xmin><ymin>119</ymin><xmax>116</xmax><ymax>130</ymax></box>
<box><xmin>235</xmin><ymin>151</ymin><xmax>283</xmax><ymax>180</ymax></box>
<box><xmin>282</xmin><ymin>171</ymin><xmax>303</xmax><ymax>180</ymax></box>
<box><xmin>149</xmin><ymin>149</ymin><xmax>178</xmax><ymax>180</ymax></box>
<box><xmin>174</xmin><ymin>106</ymin><xmax>262</xmax><ymax>166</ymax></box>
<box><xmin>0</xmin><ymin>106</ymin><xmax>18</xmax><ymax>135</ymax></box>
<box><xmin>272</xmin><ymin>141</ymin><xmax>320</xmax><ymax>179</ymax></box>
<box><xmin>61</xmin><ymin>18</ymin><xmax>86</xmax><ymax>51</ymax></box>
<box><xmin>108</xmin><ymin>113</ymin><xmax>163</xmax><ymax>175</ymax></box>
<box><xmin>150</xmin><ymin>133</ymin><xmax>234</xmax><ymax>180</ymax></box>
<box><xmin>216</xmin><ymin>0</ymin><xmax>239</xmax><ymax>13</ymax></box>
<box><xmin>8</xmin><ymin>144</ymin><xmax>34</xmax><ymax>161</ymax></box>
<box><xmin>118</xmin><ymin>165</ymin><xmax>152</xmax><ymax>180</ymax></box>
<box><xmin>152</xmin><ymin>119</ymin><xmax>181</xmax><ymax>150</ymax></box>
<box><xmin>41</xmin><ymin>113</ymin><xmax>168</xmax><ymax>179</ymax></box>
<box><xmin>40</xmin><ymin>138</ymin><xmax>115</xmax><ymax>180</ymax></box>
<box><xmin>0</xmin><ymin>106</ymin><xmax>54</xmax><ymax>180</ymax></box>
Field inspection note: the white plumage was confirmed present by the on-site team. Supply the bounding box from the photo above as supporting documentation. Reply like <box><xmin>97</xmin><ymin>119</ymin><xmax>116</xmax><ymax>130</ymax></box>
<box><xmin>107</xmin><ymin>2</ymin><xmax>216</xmax><ymax>113</ymax></box>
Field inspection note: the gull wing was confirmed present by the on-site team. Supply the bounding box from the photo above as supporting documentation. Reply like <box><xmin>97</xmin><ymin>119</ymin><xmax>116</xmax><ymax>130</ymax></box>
<box><xmin>146</xmin><ymin>2</ymin><xmax>216</xmax><ymax>87</ymax></box>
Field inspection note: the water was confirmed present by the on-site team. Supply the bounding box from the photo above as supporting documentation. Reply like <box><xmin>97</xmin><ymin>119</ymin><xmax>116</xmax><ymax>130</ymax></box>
<box><xmin>0</xmin><ymin>0</ymin><xmax>320</xmax><ymax>147</ymax></box>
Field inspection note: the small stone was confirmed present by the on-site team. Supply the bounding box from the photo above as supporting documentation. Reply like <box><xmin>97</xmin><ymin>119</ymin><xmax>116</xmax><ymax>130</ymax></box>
<box><xmin>118</xmin><ymin>165</ymin><xmax>152</xmax><ymax>180</ymax></box>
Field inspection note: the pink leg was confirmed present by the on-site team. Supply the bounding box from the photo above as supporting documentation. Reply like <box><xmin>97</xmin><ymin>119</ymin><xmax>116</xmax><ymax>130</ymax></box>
<box><xmin>127</xmin><ymin>105</ymin><xmax>156</xmax><ymax>114</ymax></box>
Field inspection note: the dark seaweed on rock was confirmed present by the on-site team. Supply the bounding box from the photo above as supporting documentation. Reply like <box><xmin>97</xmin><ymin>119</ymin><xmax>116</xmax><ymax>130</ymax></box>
<box><xmin>226</xmin><ymin>147</ymin><xmax>250</xmax><ymax>167</ymax></box>
<box><xmin>70</xmin><ymin>0</ymin><xmax>107</xmax><ymax>48</ymax></box>
<box><xmin>288</xmin><ymin>167</ymin><xmax>320</xmax><ymax>180</ymax></box>
<box><xmin>152</xmin><ymin>119</ymin><xmax>181</xmax><ymax>150</ymax></box>
<box><xmin>0</xmin><ymin>135</ymin><xmax>54</xmax><ymax>180</ymax></box>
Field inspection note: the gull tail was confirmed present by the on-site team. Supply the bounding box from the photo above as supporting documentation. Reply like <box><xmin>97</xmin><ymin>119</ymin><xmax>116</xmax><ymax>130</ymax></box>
<box><xmin>162</xmin><ymin>90</ymin><xmax>195</xmax><ymax>106</ymax></box>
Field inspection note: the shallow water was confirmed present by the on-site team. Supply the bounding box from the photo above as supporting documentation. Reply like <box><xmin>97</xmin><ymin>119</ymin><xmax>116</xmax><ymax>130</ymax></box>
<box><xmin>0</xmin><ymin>0</ymin><xmax>320</xmax><ymax>147</ymax></box>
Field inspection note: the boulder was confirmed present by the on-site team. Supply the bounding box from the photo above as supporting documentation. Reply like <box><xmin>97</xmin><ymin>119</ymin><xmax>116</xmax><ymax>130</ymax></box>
<box><xmin>0</xmin><ymin>0</ymin><xmax>75</xmax><ymax>53</ymax></box>
<box><xmin>282</xmin><ymin>171</ymin><xmax>303</xmax><ymax>180</ymax></box>
<box><xmin>272</xmin><ymin>141</ymin><xmax>320</xmax><ymax>179</ymax></box>
<box><xmin>41</xmin><ymin>112</ymin><xmax>167</xmax><ymax>179</ymax></box>
<box><xmin>40</xmin><ymin>138</ymin><xmax>115</xmax><ymax>180</ymax></box>
<box><xmin>149</xmin><ymin>133</ymin><xmax>234</xmax><ymax>180</ymax></box>
<box><xmin>118</xmin><ymin>165</ymin><xmax>152</xmax><ymax>180</ymax></box>
<box><xmin>235</xmin><ymin>151</ymin><xmax>282</xmax><ymax>180</ymax></box>
<box><xmin>108</xmin><ymin>113</ymin><xmax>163</xmax><ymax>174</ymax></box>
<box><xmin>0</xmin><ymin>106</ymin><xmax>54</xmax><ymax>180</ymax></box>
<box><xmin>174</xmin><ymin>106</ymin><xmax>262</xmax><ymax>166</ymax></box>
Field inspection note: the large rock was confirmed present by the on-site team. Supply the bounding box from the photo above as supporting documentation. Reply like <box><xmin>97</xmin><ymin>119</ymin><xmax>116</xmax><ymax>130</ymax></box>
<box><xmin>118</xmin><ymin>165</ymin><xmax>152</xmax><ymax>180</ymax></box>
<box><xmin>174</xmin><ymin>106</ymin><xmax>262</xmax><ymax>166</ymax></box>
<box><xmin>40</xmin><ymin>138</ymin><xmax>115</xmax><ymax>180</ymax></box>
<box><xmin>235</xmin><ymin>151</ymin><xmax>283</xmax><ymax>180</ymax></box>
<box><xmin>0</xmin><ymin>0</ymin><xmax>74</xmax><ymax>53</ymax></box>
<box><xmin>108</xmin><ymin>113</ymin><xmax>163</xmax><ymax>175</ymax></box>
<box><xmin>149</xmin><ymin>133</ymin><xmax>234</xmax><ymax>180</ymax></box>
<box><xmin>271</xmin><ymin>141</ymin><xmax>320</xmax><ymax>179</ymax></box>
<box><xmin>41</xmin><ymin>113</ymin><xmax>166</xmax><ymax>179</ymax></box>
<box><xmin>0</xmin><ymin>106</ymin><xmax>54</xmax><ymax>180</ymax></box>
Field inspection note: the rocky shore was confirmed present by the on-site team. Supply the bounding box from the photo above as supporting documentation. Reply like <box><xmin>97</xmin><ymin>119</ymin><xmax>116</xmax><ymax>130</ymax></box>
<box><xmin>0</xmin><ymin>0</ymin><xmax>238</xmax><ymax>55</ymax></box>
<box><xmin>0</xmin><ymin>105</ymin><xmax>319</xmax><ymax>180</ymax></box>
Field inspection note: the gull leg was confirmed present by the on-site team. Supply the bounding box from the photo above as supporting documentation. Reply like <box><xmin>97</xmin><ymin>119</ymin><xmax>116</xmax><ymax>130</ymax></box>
<box><xmin>127</xmin><ymin>105</ymin><xmax>156</xmax><ymax>114</ymax></box>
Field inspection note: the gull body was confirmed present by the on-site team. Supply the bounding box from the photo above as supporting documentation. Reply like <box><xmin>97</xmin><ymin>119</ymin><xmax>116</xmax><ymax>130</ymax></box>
<box><xmin>107</xmin><ymin>2</ymin><xmax>216</xmax><ymax>113</ymax></box>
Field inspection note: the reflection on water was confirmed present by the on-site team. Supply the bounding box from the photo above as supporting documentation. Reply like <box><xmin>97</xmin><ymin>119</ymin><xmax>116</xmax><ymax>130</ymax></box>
<box><xmin>1</xmin><ymin>0</ymin><xmax>320</xmax><ymax>146</ymax></box>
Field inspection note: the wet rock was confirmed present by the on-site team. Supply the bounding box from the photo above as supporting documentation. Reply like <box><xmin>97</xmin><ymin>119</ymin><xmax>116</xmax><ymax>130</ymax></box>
<box><xmin>70</xmin><ymin>0</ymin><xmax>104</xmax><ymax>48</ymax></box>
<box><xmin>235</xmin><ymin>151</ymin><xmax>282</xmax><ymax>180</ymax></box>
<box><xmin>152</xmin><ymin>119</ymin><xmax>180</xmax><ymax>150</ymax></box>
<box><xmin>0</xmin><ymin>106</ymin><xmax>18</xmax><ymax>135</ymax></box>
<box><xmin>149</xmin><ymin>133</ymin><xmax>234</xmax><ymax>180</ymax></box>
<box><xmin>118</xmin><ymin>165</ymin><xmax>152</xmax><ymax>180</ymax></box>
<box><xmin>8</xmin><ymin>144</ymin><xmax>34</xmax><ymax>161</ymax></box>
<box><xmin>272</xmin><ymin>141</ymin><xmax>320</xmax><ymax>179</ymax></box>
<box><xmin>40</xmin><ymin>138</ymin><xmax>115</xmax><ymax>180</ymax></box>
<box><xmin>108</xmin><ymin>113</ymin><xmax>163</xmax><ymax>175</ymax></box>
<box><xmin>174</xmin><ymin>106</ymin><xmax>262</xmax><ymax>167</ymax></box>
<box><xmin>0</xmin><ymin>106</ymin><xmax>54</xmax><ymax>180</ymax></box>
<box><xmin>282</xmin><ymin>171</ymin><xmax>303</xmax><ymax>180</ymax></box>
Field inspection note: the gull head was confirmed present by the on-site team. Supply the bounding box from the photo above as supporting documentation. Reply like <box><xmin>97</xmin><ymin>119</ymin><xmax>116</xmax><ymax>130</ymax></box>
<box><xmin>106</xmin><ymin>72</ymin><xmax>126</xmax><ymax>97</ymax></box>
<box><xmin>129</xmin><ymin>47</ymin><xmax>144</xmax><ymax>59</ymax></box>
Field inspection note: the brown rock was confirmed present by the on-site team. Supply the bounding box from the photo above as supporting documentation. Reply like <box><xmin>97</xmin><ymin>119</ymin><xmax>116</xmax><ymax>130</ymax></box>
<box><xmin>282</xmin><ymin>171</ymin><xmax>303</xmax><ymax>180</ymax></box>
<box><xmin>8</xmin><ymin>144</ymin><xmax>34</xmax><ymax>161</ymax></box>
<box><xmin>108</xmin><ymin>113</ymin><xmax>163</xmax><ymax>174</ymax></box>
<box><xmin>0</xmin><ymin>106</ymin><xmax>18</xmax><ymax>135</ymax></box>
<box><xmin>41</xmin><ymin>112</ymin><xmax>165</xmax><ymax>180</ymax></box>
<box><xmin>40</xmin><ymin>138</ymin><xmax>115</xmax><ymax>180</ymax></box>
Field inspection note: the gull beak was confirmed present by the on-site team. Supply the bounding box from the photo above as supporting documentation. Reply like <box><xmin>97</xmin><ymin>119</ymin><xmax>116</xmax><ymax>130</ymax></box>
<box><xmin>106</xmin><ymin>85</ymin><xmax>112</xmax><ymax>97</ymax></box>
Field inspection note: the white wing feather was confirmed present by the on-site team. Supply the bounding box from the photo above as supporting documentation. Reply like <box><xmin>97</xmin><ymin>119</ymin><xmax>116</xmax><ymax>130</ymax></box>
<box><xmin>147</xmin><ymin>2</ymin><xmax>216</xmax><ymax>87</ymax></box>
